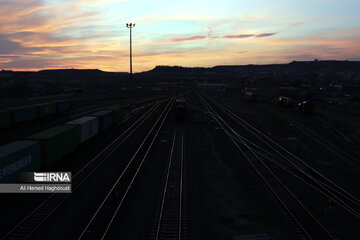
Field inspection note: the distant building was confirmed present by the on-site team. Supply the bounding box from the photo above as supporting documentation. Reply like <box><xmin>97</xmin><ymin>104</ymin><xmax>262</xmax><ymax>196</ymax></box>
<box><xmin>329</xmin><ymin>84</ymin><xmax>343</xmax><ymax>91</ymax></box>
<box><xmin>197</xmin><ymin>82</ymin><xmax>229</xmax><ymax>92</ymax></box>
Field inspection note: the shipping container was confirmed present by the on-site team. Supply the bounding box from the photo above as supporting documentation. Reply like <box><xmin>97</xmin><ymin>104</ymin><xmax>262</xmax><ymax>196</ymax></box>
<box><xmin>67</xmin><ymin>116</ymin><xmax>99</xmax><ymax>143</ymax></box>
<box><xmin>56</xmin><ymin>100</ymin><xmax>73</xmax><ymax>114</ymax></box>
<box><xmin>0</xmin><ymin>110</ymin><xmax>12</xmax><ymax>129</ymax></box>
<box><xmin>26</xmin><ymin>125</ymin><xmax>78</xmax><ymax>166</ymax></box>
<box><xmin>10</xmin><ymin>105</ymin><xmax>37</xmax><ymax>124</ymax></box>
<box><xmin>37</xmin><ymin>102</ymin><xmax>56</xmax><ymax>118</ymax></box>
<box><xmin>0</xmin><ymin>141</ymin><xmax>41</xmax><ymax>182</ymax></box>
<box><xmin>89</xmin><ymin>110</ymin><xmax>113</xmax><ymax>132</ymax></box>
<box><xmin>106</xmin><ymin>105</ymin><xmax>125</xmax><ymax>123</ymax></box>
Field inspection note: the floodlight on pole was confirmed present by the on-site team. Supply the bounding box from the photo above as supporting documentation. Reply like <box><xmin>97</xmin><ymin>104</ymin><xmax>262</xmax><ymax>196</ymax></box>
<box><xmin>126</xmin><ymin>22</ymin><xmax>135</xmax><ymax>108</ymax></box>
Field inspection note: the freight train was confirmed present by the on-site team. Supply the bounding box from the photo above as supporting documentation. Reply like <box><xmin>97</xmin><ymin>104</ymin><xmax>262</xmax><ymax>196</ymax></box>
<box><xmin>0</xmin><ymin>105</ymin><xmax>125</xmax><ymax>183</ymax></box>
<box><xmin>174</xmin><ymin>97</ymin><xmax>187</xmax><ymax>120</ymax></box>
<box><xmin>0</xmin><ymin>100</ymin><xmax>73</xmax><ymax>130</ymax></box>
<box><xmin>276</xmin><ymin>96</ymin><xmax>293</xmax><ymax>107</ymax></box>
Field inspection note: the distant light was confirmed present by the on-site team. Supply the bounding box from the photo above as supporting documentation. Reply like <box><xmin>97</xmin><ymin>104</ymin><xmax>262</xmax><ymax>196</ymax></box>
<box><xmin>176</xmin><ymin>99</ymin><xmax>179</xmax><ymax>102</ymax></box>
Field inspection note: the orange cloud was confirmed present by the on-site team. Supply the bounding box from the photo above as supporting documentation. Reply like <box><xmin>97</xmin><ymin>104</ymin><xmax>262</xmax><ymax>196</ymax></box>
<box><xmin>0</xmin><ymin>0</ymin><xmax>359</xmax><ymax>73</ymax></box>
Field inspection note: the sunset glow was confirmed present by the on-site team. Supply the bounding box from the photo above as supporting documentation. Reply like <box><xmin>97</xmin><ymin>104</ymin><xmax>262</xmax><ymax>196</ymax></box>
<box><xmin>0</xmin><ymin>0</ymin><xmax>359</xmax><ymax>72</ymax></box>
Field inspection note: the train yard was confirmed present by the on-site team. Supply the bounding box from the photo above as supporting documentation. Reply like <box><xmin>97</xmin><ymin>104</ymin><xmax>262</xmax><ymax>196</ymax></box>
<box><xmin>0</xmin><ymin>91</ymin><xmax>359</xmax><ymax>240</ymax></box>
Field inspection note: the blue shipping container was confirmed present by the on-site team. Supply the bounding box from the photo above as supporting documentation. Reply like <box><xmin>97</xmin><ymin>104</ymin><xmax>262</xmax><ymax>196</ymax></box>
<box><xmin>10</xmin><ymin>105</ymin><xmax>37</xmax><ymax>124</ymax></box>
<box><xmin>0</xmin><ymin>140</ymin><xmax>41</xmax><ymax>183</ymax></box>
<box><xmin>56</xmin><ymin>100</ymin><xmax>73</xmax><ymax>114</ymax></box>
<box><xmin>89</xmin><ymin>110</ymin><xmax>113</xmax><ymax>132</ymax></box>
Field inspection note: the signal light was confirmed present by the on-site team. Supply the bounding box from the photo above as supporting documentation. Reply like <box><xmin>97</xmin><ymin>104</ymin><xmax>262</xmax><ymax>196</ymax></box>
<box><xmin>176</xmin><ymin>99</ymin><xmax>179</xmax><ymax>102</ymax></box>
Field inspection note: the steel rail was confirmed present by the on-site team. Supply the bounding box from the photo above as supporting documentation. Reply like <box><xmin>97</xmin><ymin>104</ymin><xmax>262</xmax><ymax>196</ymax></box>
<box><xmin>1</xmin><ymin>99</ymin><xmax>165</xmax><ymax>240</ymax></box>
<box><xmin>77</xmin><ymin>98</ymin><xmax>173</xmax><ymax>240</ymax></box>
<box><xmin>155</xmin><ymin>130</ymin><xmax>177</xmax><ymax>240</ymax></box>
<box><xmin>272</xmin><ymin>109</ymin><xmax>360</xmax><ymax>172</ymax></box>
<box><xmin>205</xmin><ymin>94</ymin><xmax>360</xmax><ymax>207</ymax></box>
<box><xmin>198</xmin><ymin>93</ymin><xmax>338</xmax><ymax>240</ymax></box>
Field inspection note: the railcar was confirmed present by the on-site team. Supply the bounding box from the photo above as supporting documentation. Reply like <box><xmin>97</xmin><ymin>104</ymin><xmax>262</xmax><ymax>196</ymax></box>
<box><xmin>0</xmin><ymin>103</ymin><xmax>119</xmax><ymax>182</ymax></box>
<box><xmin>174</xmin><ymin>97</ymin><xmax>187</xmax><ymax>120</ymax></box>
<box><xmin>276</xmin><ymin>96</ymin><xmax>293</xmax><ymax>107</ymax></box>
<box><xmin>297</xmin><ymin>101</ymin><xmax>313</xmax><ymax>114</ymax></box>
<box><xmin>1</xmin><ymin>100</ymin><xmax>73</xmax><ymax>130</ymax></box>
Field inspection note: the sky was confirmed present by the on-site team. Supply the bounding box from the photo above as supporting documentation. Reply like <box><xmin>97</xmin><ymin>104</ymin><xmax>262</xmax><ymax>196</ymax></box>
<box><xmin>0</xmin><ymin>0</ymin><xmax>359</xmax><ymax>72</ymax></box>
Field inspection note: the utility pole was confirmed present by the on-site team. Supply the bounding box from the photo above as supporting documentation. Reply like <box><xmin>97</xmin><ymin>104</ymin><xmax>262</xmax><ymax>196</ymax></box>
<box><xmin>126</xmin><ymin>23</ymin><xmax>135</xmax><ymax>109</ymax></box>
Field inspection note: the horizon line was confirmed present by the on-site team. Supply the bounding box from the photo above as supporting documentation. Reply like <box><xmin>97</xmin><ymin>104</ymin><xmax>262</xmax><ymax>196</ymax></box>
<box><xmin>1</xmin><ymin>59</ymin><xmax>359</xmax><ymax>73</ymax></box>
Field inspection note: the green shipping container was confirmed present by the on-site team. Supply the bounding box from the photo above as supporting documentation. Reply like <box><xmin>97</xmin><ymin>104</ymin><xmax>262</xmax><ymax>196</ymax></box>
<box><xmin>37</xmin><ymin>102</ymin><xmax>56</xmax><ymax>118</ymax></box>
<box><xmin>107</xmin><ymin>105</ymin><xmax>125</xmax><ymax>123</ymax></box>
<box><xmin>26</xmin><ymin>125</ymin><xmax>78</xmax><ymax>166</ymax></box>
<box><xmin>0</xmin><ymin>141</ymin><xmax>41</xmax><ymax>183</ymax></box>
<box><xmin>0</xmin><ymin>110</ymin><xmax>12</xmax><ymax>129</ymax></box>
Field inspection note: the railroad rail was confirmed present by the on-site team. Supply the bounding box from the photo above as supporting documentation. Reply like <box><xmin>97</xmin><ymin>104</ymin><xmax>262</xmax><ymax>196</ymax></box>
<box><xmin>204</xmin><ymin>94</ymin><xmax>360</xmax><ymax>219</ymax></box>
<box><xmin>0</xmin><ymin>96</ymin><xmax>165</xmax><ymax>147</ymax></box>
<box><xmin>270</xmin><ymin>108</ymin><xmax>360</xmax><ymax>173</ymax></box>
<box><xmin>77</xmin><ymin>98</ymin><xmax>174</xmax><ymax>240</ymax></box>
<box><xmin>150</xmin><ymin>125</ymin><xmax>187</xmax><ymax>240</ymax></box>
<box><xmin>1</xmin><ymin>98</ymin><xmax>169</xmax><ymax>240</ymax></box>
<box><xmin>313</xmin><ymin>116</ymin><xmax>360</xmax><ymax>159</ymax></box>
<box><xmin>198</xmin><ymin>93</ymin><xmax>340</xmax><ymax>240</ymax></box>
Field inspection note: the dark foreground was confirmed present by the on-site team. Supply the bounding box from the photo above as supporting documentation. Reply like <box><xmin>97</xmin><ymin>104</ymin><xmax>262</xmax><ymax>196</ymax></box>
<box><xmin>0</xmin><ymin>92</ymin><xmax>359</xmax><ymax>240</ymax></box>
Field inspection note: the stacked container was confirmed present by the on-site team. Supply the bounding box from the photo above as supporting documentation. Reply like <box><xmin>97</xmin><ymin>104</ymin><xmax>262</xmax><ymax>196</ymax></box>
<box><xmin>0</xmin><ymin>110</ymin><xmax>11</xmax><ymax>129</ymax></box>
<box><xmin>37</xmin><ymin>102</ymin><xmax>56</xmax><ymax>118</ymax></box>
<box><xmin>89</xmin><ymin>110</ymin><xmax>113</xmax><ymax>132</ymax></box>
<box><xmin>0</xmin><ymin>141</ymin><xmax>41</xmax><ymax>182</ymax></box>
<box><xmin>67</xmin><ymin>116</ymin><xmax>99</xmax><ymax>143</ymax></box>
<box><xmin>107</xmin><ymin>105</ymin><xmax>125</xmax><ymax>123</ymax></box>
<box><xmin>10</xmin><ymin>105</ymin><xmax>37</xmax><ymax>124</ymax></box>
<box><xmin>26</xmin><ymin>125</ymin><xmax>78</xmax><ymax>166</ymax></box>
<box><xmin>56</xmin><ymin>100</ymin><xmax>73</xmax><ymax>114</ymax></box>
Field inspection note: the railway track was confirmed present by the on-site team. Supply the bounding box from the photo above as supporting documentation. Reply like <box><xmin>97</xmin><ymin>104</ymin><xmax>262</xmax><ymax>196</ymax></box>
<box><xmin>150</xmin><ymin>125</ymin><xmax>187</xmax><ymax>240</ymax></box>
<box><xmin>76</xmin><ymin>98</ymin><xmax>174</xmax><ymax>240</ymax></box>
<box><xmin>1</xmin><ymin>98</ymin><xmax>169</xmax><ymax>240</ymax></box>
<box><xmin>269</xmin><ymin>108</ymin><xmax>360</xmax><ymax>173</ymax></box>
<box><xmin>0</xmin><ymin>96</ymin><xmax>164</xmax><ymax>146</ymax></box>
<box><xmin>205</xmin><ymin>94</ymin><xmax>360</xmax><ymax>218</ymax></box>
<box><xmin>314</xmin><ymin>115</ymin><xmax>360</xmax><ymax>159</ymax></box>
<box><xmin>71</xmin><ymin>96</ymin><xmax>163</xmax><ymax>118</ymax></box>
<box><xmin>198</xmin><ymin>93</ymin><xmax>342</xmax><ymax>240</ymax></box>
<box><xmin>247</xmin><ymin>96</ymin><xmax>360</xmax><ymax>162</ymax></box>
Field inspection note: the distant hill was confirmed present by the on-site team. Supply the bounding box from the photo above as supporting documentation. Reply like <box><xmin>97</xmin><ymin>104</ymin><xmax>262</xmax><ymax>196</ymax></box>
<box><xmin>149</xmin><ymin>66</ymin><xmax>208</xmax><ymax>72</ymax></box>
<box><xmin>144</xmin><ymin>61</ymin><xmax>360</xmax><ymax>74</ymax></box>
<box><xmin>37</xmin><ymin>69</ymin><xmax>128</xmax><ymax>79</ymax></box>
<box><xmin>1</xmin><ymin>69</ymin><xmax>127</xmax><ymax>75</ymax></box>
<box><xmin>2</xmin><ymin>61</ymin><xmax>360</xmax><ymax>75</ymax></box>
